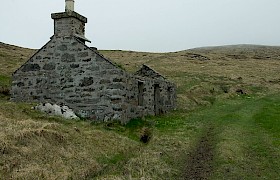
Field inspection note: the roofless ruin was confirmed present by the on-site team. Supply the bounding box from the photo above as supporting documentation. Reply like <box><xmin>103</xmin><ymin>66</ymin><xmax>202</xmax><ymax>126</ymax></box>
<box><xmin>11</xmin><ymin>0</ymin><xmax>176</xmax><ymax>123</ymax></box>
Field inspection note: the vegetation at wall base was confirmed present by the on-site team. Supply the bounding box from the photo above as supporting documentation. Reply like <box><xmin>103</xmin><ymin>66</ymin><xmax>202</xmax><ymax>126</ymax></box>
<box><xmin>0</xmin><ymin>42</ymin><xmax>280</xmax><ymax>179</ymax></box>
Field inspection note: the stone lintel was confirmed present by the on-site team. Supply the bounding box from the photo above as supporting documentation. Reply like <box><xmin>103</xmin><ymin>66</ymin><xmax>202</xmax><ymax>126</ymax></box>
<box><xmin>51</xmin><ymin>11</ymin><xmax>87</xmax><ymax>23</ymax></box>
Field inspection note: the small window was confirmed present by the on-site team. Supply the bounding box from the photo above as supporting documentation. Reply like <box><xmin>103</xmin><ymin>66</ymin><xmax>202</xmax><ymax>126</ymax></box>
<box><xmin>138</xmin><ymin>81</ymin><xmax>144</xmax><ymax>106</ymax></box>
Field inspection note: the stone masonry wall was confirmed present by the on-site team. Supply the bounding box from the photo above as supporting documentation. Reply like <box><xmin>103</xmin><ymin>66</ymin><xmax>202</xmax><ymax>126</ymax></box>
<box><xmin>12</xmin><ymin>36</ymin><xmax>129</xmax><ymax>122</ymax></box>
<box><xmin>124</xmin><ymin>75</ymin><xmax>154</xmax><ymax>120</ymax></box>
<box><xmin>124</xmin><ymin>75</ymin><xmax>176</xmax><ymax>120</ymax></box>
<box><xmin>54</xmin><ymin>17</ymin><xmax>85</xmax><ymax>37</ymax></box>
<box><xmin>133</xmin><ymin>65</ymin><xmax>177</xmax><ymax>115</ymax></box>
<box><xmin>52</xmin><ymin>11</ymin><xmax>87</xmax><ymax>38</ymax></box>
<box><xmin>154</xmin><ymin>79</ymin><xmax>177</xmax><ymax>113</ymax></box>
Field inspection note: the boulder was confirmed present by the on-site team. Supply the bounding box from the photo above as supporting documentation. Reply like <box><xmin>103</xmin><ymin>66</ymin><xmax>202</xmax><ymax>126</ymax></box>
<box><xmin>34</xmin><ymin>103</ymin><xmax>80</xmax><ymax>120</ymax></box>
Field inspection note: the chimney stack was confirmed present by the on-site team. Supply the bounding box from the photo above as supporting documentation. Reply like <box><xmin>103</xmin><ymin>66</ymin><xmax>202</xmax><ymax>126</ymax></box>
<box><xmin>65</xmin><ymin>0</ymin><xmax>74</xmax><ymax>12</ymax></box>
<box><xmin>51</xmin><ymin>0</ymin><xmax>90</xmax><ymax>43</ymax></box>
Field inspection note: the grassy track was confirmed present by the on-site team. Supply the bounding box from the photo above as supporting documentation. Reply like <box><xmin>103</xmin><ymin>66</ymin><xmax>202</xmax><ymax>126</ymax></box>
<box><xmin>180</xmin><ymin>94</ymin><xmax>280</xmax><ymax>179</ymax></box>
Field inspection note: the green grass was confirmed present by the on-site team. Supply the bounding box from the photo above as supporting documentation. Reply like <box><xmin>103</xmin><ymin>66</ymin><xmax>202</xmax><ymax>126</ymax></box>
<box><xmin>0</xmin><ymin>75</ymin><xmax>11</xmax><ymax>87</ymax></box>
<box><xmin>189</xmin><ymin>95</ymin><xmax>280</xmax><ymax>179</ymax></box>
<box><xmin>253</xmin><ymin>96</ymin><xmax>280</xmax><ymax>146</ymax></box>
<box><xmin>254</xmin><ymin>96</ymin><xmax>280</xmax><ymax>133</ymax></box>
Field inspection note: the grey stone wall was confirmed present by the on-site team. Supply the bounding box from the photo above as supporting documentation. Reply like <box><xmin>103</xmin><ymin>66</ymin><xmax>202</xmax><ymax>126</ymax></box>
<box><xmin>124</xmin><ymin>75</ymin><xmax>155</xmax><ymax>120</ymax></box>
<box><xmin>51</xmin><ymin>11</ymin><xmax>88</xmax><ymax>42</ymax></box>
<box><xmin>122</xmin><ymin>73</ymin><xmax>176</xmax><ymax>121</ymax></box>
<box><xmin>12</xmin><ymin>36</ymin><xmax>129</xmax><ymax>122</ymax></box>
<box><xmin>133</xmin><ymin>65</ymin><xmax>176</xmax><ymax>115</ymax></box>
<box><xmin>54</xmin><ymin>17</ymin><xmax>85</xmax><ymax>37</ymax></box>
<box><xmin>11</xmin><ymin>10</ymin><xmax>176</xmax><ymax>123</ymax></box>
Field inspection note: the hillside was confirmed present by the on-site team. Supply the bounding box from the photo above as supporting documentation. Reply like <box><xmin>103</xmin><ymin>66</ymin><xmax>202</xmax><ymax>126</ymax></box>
<box><xmin>100</xmin><ymin>44</ymin><xmax>280</xmax><ymax>109</ymax></box>
<box><xmin>0</xmin><ymin>42</ymin><xmax>35</xmax><ymax>76</ymax></box>
<box><xmin>0</xmin><ymin>42</ymin><xmax>279</xmax><ymax>179</ymax></box>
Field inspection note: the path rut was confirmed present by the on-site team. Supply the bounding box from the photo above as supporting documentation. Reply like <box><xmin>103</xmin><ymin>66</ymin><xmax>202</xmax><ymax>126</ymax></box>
<box><xmin>184</xmin><ymin>125</ymin><xmax>216</xmax><ymax>180</ymax></box>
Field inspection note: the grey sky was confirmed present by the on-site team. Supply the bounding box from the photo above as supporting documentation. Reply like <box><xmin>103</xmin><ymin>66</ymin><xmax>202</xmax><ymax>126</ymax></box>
<box><xmin>0</xmin><ymin>0</ymin><xmax>279</xmax><ymax>52</ymax></box>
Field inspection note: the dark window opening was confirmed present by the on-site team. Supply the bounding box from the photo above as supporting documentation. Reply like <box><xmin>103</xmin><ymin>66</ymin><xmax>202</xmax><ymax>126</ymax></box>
<box><xmin>167</xmin><ymin>87</ymin><xmax>172</xmax><ymax>105</ymax></box>
<box><xmin>138</xmin><ymin>81</ymin><xmax>144</xmax><ymax>106</ymax></box>
<box><xmin>154</xmin><ymin>84</ymin><xmax>161</xmax><ymax>115</ymax></box>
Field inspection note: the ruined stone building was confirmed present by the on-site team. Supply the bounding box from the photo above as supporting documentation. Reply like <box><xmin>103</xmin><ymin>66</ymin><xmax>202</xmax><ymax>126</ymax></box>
<box><xmin>11</xmin><ymin>0</ymin><xmax>176</xmax><ymax>123</ymax></box>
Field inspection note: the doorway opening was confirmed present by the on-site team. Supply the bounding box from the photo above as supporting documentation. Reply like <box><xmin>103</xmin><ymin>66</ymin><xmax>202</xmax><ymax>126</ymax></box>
<box><xmin>154</xmin><ymin>84</ymin><xmax>161</xmax><ymax>115</ymax></box>
<box><xmin>138</xmin><ymin>81</ymin><xmax>144</xmax><ymax>106</ymax></box>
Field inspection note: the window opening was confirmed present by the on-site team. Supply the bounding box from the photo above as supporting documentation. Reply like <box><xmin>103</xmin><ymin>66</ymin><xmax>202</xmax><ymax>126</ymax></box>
<box><xmin>138</xmin><ymin>81</ymin><xmax>144</xmax><ymax>106</ymax></box>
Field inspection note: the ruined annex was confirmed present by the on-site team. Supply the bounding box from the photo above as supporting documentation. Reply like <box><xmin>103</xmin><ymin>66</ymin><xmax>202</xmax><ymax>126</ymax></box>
<box><xmin>11</xmin><ymin>0</ymin><xmax>176</xmax><ymax>123</ymax></box>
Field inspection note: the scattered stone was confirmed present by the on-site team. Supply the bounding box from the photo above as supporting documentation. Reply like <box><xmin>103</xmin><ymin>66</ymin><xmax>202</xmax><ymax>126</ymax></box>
<box><xmin>112</xmin><ymin>114</ymin><xmax>121</xmax><ymax>120</ymax></box>
<box><xmin>34</xmin><ymin>103</ymin><xmax>80</xmax><ymax>120</ymax></box>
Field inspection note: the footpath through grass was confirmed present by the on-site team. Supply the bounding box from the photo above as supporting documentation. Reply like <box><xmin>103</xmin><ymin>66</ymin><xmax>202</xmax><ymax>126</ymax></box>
<box><xmin>93</xmin><ymin>94</ymin><xmax>280</xmax><ymax>179</ymax></box>
<box><xmin>181</xmin><ymin>94</ymin><xmax>280</xmax><ymax>179</ymax></box>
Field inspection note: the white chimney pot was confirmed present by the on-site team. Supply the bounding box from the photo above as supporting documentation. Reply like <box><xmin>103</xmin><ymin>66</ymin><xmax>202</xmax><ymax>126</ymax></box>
<box><xmin>65</xmin><ymin>0</ymin><xmax>74</xmax><ymax>12</ymax></box>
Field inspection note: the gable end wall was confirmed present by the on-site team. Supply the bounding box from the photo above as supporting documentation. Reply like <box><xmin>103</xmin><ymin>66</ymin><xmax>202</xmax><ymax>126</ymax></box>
<box><xmin>11</xmin><ymin>36</ymin><xmax>130</xmax><ymax>122</ymax></box>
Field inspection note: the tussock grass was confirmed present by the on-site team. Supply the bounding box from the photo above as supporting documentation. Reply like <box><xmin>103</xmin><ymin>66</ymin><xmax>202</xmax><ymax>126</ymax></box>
<box><xmin>0</xmin><ymin>101</ymin><xmax>139</xmax><ymax>179</ymax></box>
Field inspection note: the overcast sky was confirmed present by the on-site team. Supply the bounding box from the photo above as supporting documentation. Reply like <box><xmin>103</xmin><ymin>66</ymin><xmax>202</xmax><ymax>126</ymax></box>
<box><xmin>0</xmin><ymin>0</ymin><xmax>279</xmax><ymax>52</ymax></box>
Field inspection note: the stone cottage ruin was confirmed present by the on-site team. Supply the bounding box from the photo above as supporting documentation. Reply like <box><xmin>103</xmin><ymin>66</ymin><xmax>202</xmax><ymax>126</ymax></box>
<box><xmin>11</xmin><ymin>0</ymin><xmax>176</xmax><ymax>123</ymax></box>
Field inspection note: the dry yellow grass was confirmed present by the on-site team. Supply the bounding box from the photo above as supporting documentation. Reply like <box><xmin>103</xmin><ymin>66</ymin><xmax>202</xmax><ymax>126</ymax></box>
<box><xmin>0</xmin><ymin>42</ymin><xmax>35</xmax><ymax>77</ymax></box>
<box><xmin>0</xmin><ymin>100</ymin><xmax>138</xmax><ymax>179</ymax></box>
